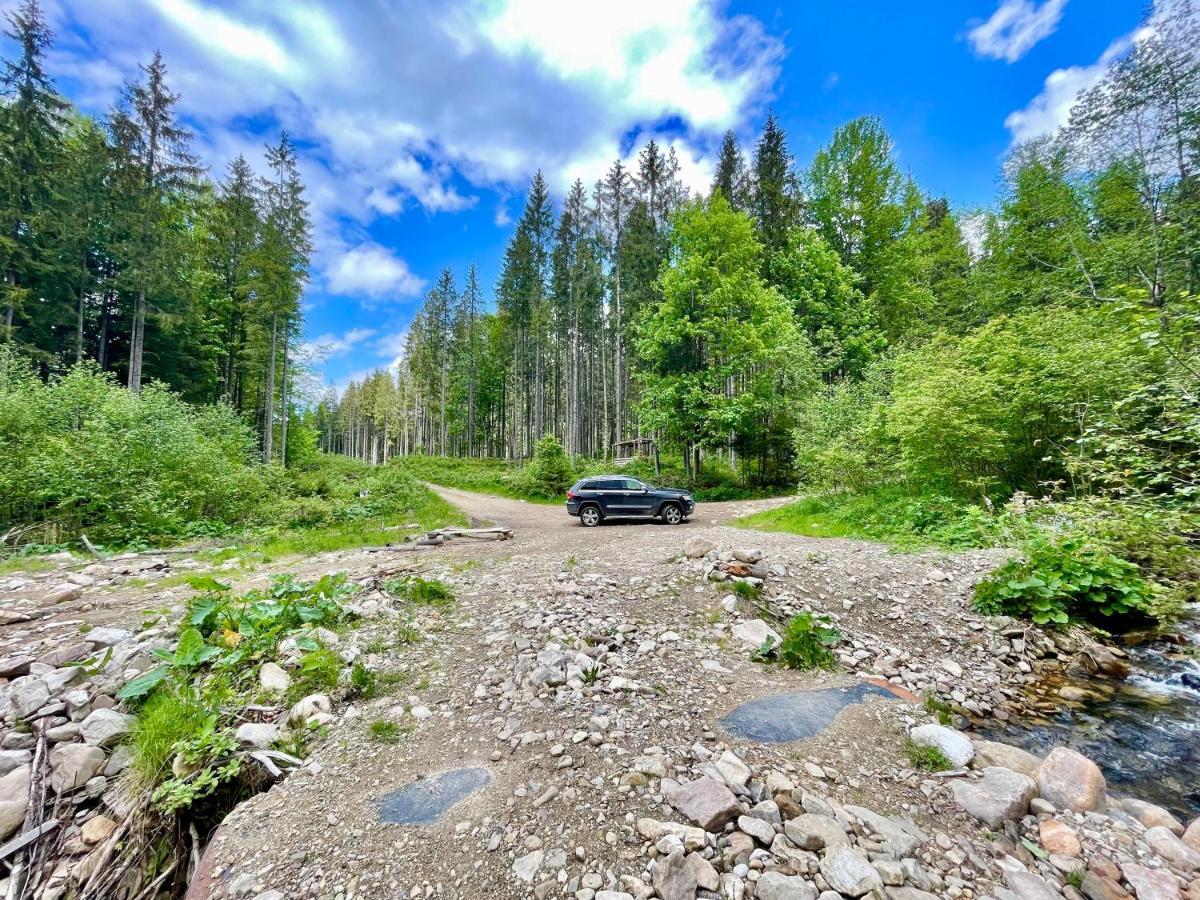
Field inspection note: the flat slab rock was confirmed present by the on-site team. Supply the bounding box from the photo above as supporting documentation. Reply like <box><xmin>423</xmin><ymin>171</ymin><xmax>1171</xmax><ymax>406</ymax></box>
<box><xmin>719</xmin><ymin>684</ymin><xmax>898</xmax><ymax>743</ymax></box>
<box><xmin>377</xmin><ymin>767</ymin><xmax>491</xmax><ymax>825</ymax></box>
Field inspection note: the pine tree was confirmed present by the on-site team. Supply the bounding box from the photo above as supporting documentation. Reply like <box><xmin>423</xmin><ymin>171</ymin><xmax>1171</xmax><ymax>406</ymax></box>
<box><xmin>210</xmin><ymin>155</ymin><xmax>261</xmax><ymax>406</ymax></box>
<box><xmin>0</xmin><ymin>0</ymin><xmax>68</xmax><ymax>340</ymax></box>
<box><xmin>751</xmin><ymin>111</ymin><xmax>801</xmax><ymax>255</ymax></box>
<box><xmin>711</xmin><ymin>130</ymin><xmax>749</xmax><ymax>210</ymax></box>
<box><xmin>109</xmin><ymin>51</ymin><xmax>202</xmax><ymax>392</ymax></box>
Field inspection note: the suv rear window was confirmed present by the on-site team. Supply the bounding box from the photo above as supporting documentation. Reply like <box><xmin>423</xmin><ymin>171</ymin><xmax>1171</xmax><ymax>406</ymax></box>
<box><xmin>577</xmin><ymin>481</ymin><xmax>599</xmax><ymax>491</ymax></box>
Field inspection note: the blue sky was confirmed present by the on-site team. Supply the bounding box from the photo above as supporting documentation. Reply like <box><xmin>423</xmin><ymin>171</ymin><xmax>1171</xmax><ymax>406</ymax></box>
<box><xmin>4</xmin><ymin>0</ymin><xmax>1149</xmax><ymax>392</ymax></box>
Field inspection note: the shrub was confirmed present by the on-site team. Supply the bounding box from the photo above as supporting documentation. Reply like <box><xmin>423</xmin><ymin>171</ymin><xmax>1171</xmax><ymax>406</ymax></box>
<box><xmin>973</xmin><ymin>534</ymin><xmax>1161</xmax><ymax>626</ymax></box>
<box><xmin>289</xmin><ymin>649</ymin><xmax>343</xmax><ymax>699</ymax></box>
<box><xmin>127</xmin><ymin>687</ymin><xmax>211</xmax><ymax>790</ymax></box>
<box><xmin>385</xmin><ymin>575</ymin><xmax>455</xmax><ymax>607</ymax></box>
<box><xmin>752</xmin><ymin>613</ymin><xmax>841</xmax><ymax>670</ymax></box>
<box><xmin>507</xmin><ymin>435</ymin><xmax>576</xmax><ymax>498</ymax></box>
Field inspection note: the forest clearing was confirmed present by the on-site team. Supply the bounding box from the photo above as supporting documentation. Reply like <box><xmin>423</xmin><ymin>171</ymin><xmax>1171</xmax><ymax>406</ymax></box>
<box><xmin>1</xmin><ymin>0</ymin><xmax>1199</xmax><ymax>898</ymax></box>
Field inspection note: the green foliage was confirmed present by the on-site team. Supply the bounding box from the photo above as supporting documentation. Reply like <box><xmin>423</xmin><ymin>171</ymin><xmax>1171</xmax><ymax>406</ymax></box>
<box><xmin>369</xmin><ymin>720</ymin><xmax>401</xmax><ymax>744</ymax></box>
<box><xmin>384</xmin><ymin>575</ymin><xmax>455</xmax><ymax>607</ymax></box>
<box><xmin>730</xmin><ymin>580</ymin><xmax>761</xmax><ymax>600</ymax></box>
<box><xmin>973</xmin><ymin>534</ymin><xmax>1161</xmax><ymax>626</ymax></box>
<box><xmin>128</xmin><ymin>687</ymin><xmax>211</xmax><ymax>790</ymax></box>
<box><xmin>752</xmin><ymin>613</ymin><xmax>841</xmax><ymax>670</ymax></box>
<box><xmin>290</xmin><ymin>649</ymin><xmax>342</xmax><ymax>699</ymax></box>
<box><xmin>904</xmin><ymin>739</ymin><xmax>953</xmax><ymax>772</ymax></box>
<box><xmin>924</xmin><ymin>694</ymin><xmax>954</xmax><ymax>726</ymax></box>
<box><xmin>348</xmin><ymin>661</ymin><xmax>376</xmax><ymax>700</ymax></box>
<box><xmin>506</xmin><ymin>435</ymin><xmax>575</xmax><ymax>498</ymax></box>
<box><xmin>737</xmin><ymin>485</ymin><xmax>997</xmax><ymax>550</ymax></box>
<box><xmin>149</xmin><ymin>719</ymin><xmax>241</xmax><ymax>813</ymax></box>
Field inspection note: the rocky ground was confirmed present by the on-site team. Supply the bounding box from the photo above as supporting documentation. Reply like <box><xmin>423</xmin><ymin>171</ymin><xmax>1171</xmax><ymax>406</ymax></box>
<box><xmin>2</xmin><ymin>489</ymin><xmax>1198</xmax><ymax>900</ymax></box>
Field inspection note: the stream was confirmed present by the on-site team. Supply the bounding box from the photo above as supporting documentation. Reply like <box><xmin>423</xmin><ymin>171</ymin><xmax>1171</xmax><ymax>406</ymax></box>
<box><xmin>982</xmin><ymin>608</ymin><xmax>1200</xmax><ymax>822</ymax></box>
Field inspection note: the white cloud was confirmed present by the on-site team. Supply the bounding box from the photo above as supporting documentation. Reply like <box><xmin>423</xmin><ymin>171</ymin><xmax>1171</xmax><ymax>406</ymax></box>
<box><xmin>326</xmin><ymin>245</ymin><xmax>426</xmax><ymax>300</ymax></box>
<box><xmin>968</xmin><ymin>0</ymin><xmax>1068</xmax><ymax>63</ymax></box>
<box><xmin>1004</xmin><ymin>28</ymin><xmax>1145</xmax><ymax>143</ymax></box>
<box><xmin>299</xmin><ymin>327</ymin><xmax>377</xmax><ymax>362</ymax></box>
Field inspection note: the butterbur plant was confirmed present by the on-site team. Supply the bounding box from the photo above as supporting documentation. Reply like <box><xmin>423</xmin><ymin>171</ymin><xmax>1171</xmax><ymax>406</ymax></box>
<box><xmin>753</xmin><ymin>613</ymin><xmax>842</xmax><ymax>670</ymax></box>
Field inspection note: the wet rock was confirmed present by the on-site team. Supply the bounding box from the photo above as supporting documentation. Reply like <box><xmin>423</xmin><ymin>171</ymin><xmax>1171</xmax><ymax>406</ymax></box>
<box><xmin>49</xmin><ymin>744</ymin><xmax>105</xmax><ymax>794</ymax></box>
<box><xmin>79</xmin><ymin>708</ymin><xmax>134</xmax><ymax>747</ymax></box>
<box><xmin>909</xmin><ymin>724</ymin><xmax>973</xmax><ymax>768</ymax></box>
<box><xmin>667</xmin><ymin>777</ymin><xmax>741</xmax><ymax>831</ymax></box>
<box><xmin>819</xmin><ymin>846</ymin><xmax>881</xmax><ymax>896</ymax></box>
<box><xmin>1036</xmin><ymin>747</ymin><xmax>1106</xmax><ymax>813</ymax></box>
<box><xmin>1146</xmin><ymin>826</ymin><xmax>1200</xmax><ymax>873</ymax></box>
<box><xmin>755</xmin><ymin>872</ymin><xmax>817</xmax><ymax>900</ymax></box>
<box><xmin>971</xmin><ymin>739</ymin><xmax>1041</xmax><ymax>778</ymax></box>
<box><xmin>1122</xmin><ymin>864</ymin><xmax>1181</xmax><ymax>900</ymax></box>
<box><xmin>1040</xmin><ymin>819</ymin><xmax>1081</xmax><ymax>857</ymax></box>
<box><xmin>950</xmin><ymin>767</ymin><xmax>1036</xmax><ymax>827</ymax></box>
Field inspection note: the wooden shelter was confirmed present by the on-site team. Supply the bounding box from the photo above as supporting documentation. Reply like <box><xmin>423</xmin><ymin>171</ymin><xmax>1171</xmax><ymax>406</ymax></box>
<box><xmin>612</xmin><ymin>437</ymin><xmax>659</xmax><ymax>473</ymax></box>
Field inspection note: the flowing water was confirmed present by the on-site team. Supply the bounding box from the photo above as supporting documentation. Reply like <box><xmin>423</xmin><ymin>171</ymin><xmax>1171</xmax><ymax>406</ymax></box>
<box><xmin>983</xmin><ymin>608</ymin><xmax>1200</xmax><ymax>822</ymax></box>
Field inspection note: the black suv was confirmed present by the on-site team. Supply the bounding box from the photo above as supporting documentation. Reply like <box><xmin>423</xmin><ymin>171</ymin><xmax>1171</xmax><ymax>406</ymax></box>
<box><xmin>565</xmin><ymin>475</ymin><xmax>695</xmax><ymax>527</ymax></box>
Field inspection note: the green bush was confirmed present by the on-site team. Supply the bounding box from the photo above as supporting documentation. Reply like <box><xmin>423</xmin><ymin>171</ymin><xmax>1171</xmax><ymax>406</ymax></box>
<box><xmin>973</xmin><ymin>534</ymin><xmax>1162</xmax><ymax>626</ymax></box>
<box><xmin>385</xmin><ymin>575</ymin><xmax>455</xmax><ymax>607</ymax></box>
<box><xmin>752</xmin><ymin>612</ymin><xmax>841</xmax><ymax>670</ymax></box>
<box><xmin>506</xmin><ymin>435</ymin><xmax>576</xmax><ymax>498</ymax></box>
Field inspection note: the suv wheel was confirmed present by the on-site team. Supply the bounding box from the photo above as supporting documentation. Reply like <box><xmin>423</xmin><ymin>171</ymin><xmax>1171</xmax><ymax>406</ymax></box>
<box><xmin>579</xmin><ymin>505</ymin><xmax>602</xmax><ymax>527</ymax></box>
<box><xmin>661</xmin><ymin>503</ymin><xmax>683</xmax><ymax>525</ymax></box>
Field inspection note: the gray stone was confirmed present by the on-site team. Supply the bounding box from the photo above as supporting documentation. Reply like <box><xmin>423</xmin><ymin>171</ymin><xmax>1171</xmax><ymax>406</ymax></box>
<box><xmin>49</xmin><ymin>744</ymin><xmax>105</xmax><ymax>794</ymax></box>
<box><xmin>950</xmin><ymin>767</ymin><xmax>1036</xmax><ymax>827</ymax></box>
<box><xmin>0</xmin><ymin>764</ymin><xmax>29</xmax><ymax>804</ymax></box>
<box><xmin>909</xmin><ymin>724</ymin><xmax>973</xmax><ymax>768</ymax></box>
<box><xmin>1002</xmin><ymin>868</ymin><xmax>1060</xmax><ymax>900</ymax></box>
<box><xmin>737</xmin><ymin>814</ymin><xmax>775</xmax><ymax>845</ymax></box>
<box><xmin>288</xmin><ymin>693</ymin><xmax>332</xmax><ymax>726</ymax></box>
<box><xmin>1121</xmin><ymin>863</ymin><xmax>1182</xmax><ymax>900</ymax></box>
<box><xmin>731</xmin><ymin>619</ymin><xmax>780</xmax><ymax>648</ymax></box>
<box><xmin>733</xmin><ymin>548</ymin><xmax>764</xmax><ymax>563</ymax></box>
<box><xmin>1145</xmin><ymin>826</ymin><xmax>1200</xmax><ymax>873</ymax></box>
<box><xmin>652</xmin><ymin>850</ymin><xmax>696</xmax><ymax>900</ymax></box>
<box><xmin>1122</xmin><ymin>799</ymin><xmax>1185</xmax><ymax>836</ymax></box>
<box><xmin>378</xmin><ymin>768</ymin><xmax>491</xmax><ymax>825</ymax></box>
<box><xmin>754</xmin><ymin>872</ymin><xmax>817</xmax><ymax>900</ymax></box>
<box><xmin>513</xmin><ymin>850</ymin><xmax>544</xmax><ymax>883</ymax></box>
<box><xmin>667</xmin><ymin>777</ymin><xmax>741</xmax><ymax>831</ymax></box>
<box><xmin>235</xmin><ymin>723</ymin><xmax>280</xmax><ymax>749</ymax></box>
<box><xmin>258</xmin><ymin>662</ymin><xmax>291</xmax><ymax>695</ymax></box>
<box><xmin>820</xmin><ymin>846</ymin><xmax>882</xmax><ymax>897</ymax></box>
<box><xmin>844</xmin><ymin>806</ymin><xmax>927</xmax><ymax>857</ymax></box>
<box><xmin>715</xmin><ymin>750</ymin><xmax>750</xmax><ymax>788</ymax></box>
<box><xmin>684</xmin><ymin>537</ymin><xmax>717</xmax><ymax>559</ymax></box>
<box><xmin>85</xmin><ymin>627</ymin><xmax>131</xmax><ymax>647</ymax></box>
<box><xmin>784</xmin><ymin>813</ymin><xmax>848</xmax><ymax>852</ymax></box>
<box><xmin>79</xmin><ymin>708</ymin><xmax>134</xmax><ymax>747</ymax></box>
<box><xmin>7</xmin><ymin>676</ymin><xmax>49</xmax><ymax>719</ymax></box>
<box><xmin>0</xmin><ymin>750</ymin><xmax>31</xmax><ymax>777</ymax></box>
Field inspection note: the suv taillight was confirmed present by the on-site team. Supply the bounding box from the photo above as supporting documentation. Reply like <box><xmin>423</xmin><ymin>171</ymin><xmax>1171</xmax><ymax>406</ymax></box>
<box><xmin>567</xmin><ymin>491</ymin><xmax>575</xmax><ymax>500</ymax></box>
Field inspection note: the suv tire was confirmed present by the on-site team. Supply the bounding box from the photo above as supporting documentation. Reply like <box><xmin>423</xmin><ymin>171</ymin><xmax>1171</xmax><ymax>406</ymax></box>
<box><xmin>661</xmin><ymin>503</ymin><xmax>684</xmax><ymax>525</ymax></box>
<box><xmin>579</xmin><ymin>505</ymin><xmax>602</xmax><ymax>527</ymax></box>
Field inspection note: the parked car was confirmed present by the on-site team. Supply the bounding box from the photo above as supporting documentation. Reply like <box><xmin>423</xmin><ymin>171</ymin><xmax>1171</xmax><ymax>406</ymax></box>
<box><xmin>565</xmin><ymin>475</ymin><xmax>694</xmax><ymax>527</ymax></box>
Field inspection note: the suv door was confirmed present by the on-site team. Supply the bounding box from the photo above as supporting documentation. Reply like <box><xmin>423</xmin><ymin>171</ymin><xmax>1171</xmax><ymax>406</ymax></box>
<box><xmin>594</xmin><ymin>479</ymin><xmax>625</xmax><ymax>516</ymax></box>
<box><xmin>619</xmin><ymin>478</ymin><xmax>655</xmax><ymax>516</ymax></box>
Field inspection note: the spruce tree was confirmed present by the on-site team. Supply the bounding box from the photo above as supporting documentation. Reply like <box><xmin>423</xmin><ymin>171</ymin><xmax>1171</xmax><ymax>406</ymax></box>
<box><xmin>751</xmin><ymin>111</ymin><xmax>801</xmax><ymax>255</ymax></box>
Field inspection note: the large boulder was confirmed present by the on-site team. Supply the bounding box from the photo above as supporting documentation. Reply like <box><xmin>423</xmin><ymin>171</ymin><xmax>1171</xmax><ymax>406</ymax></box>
<box><xmin>950</xmin><ymin>767</ymin><xmax>1036</xmax><ymax>827</ymax></box>
<box><xmin>49</xmin><ymin>744</ymin><xmax>105</xmax><ymax>794</ymax></box>
<box><xmin>909</xmin><ymin>724</ymin><xmax>974</xmax><ymax>768</ymax></box>
<box><xmin>971</xmin><ymin>739</ymin><xmax>1041</xmax><ymax>778</ymax></box>
<box><xmin>79</xmin><ymin>708</ymin><xmax>134</xmax><ymax>748</ymax></box>
<box><xmin>666</xmin><ymin>777</ymin><xmax>742</xmax><ymax>831</ymax></box>
<box><xmin>1123</xmin><ymin>798</ymin><xmax>1186</xmax><ymax>836</ymax></box>
<box><xmin>1036</xmin><ymin>747</ymin><xmax>1107</xmax><ymax>812</ymax></box>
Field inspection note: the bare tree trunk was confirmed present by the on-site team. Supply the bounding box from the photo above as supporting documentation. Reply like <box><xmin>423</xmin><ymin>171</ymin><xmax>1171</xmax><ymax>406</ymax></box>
<box><xmin>279</xmin><ymin>319</ymin><xmax>290</xmax><ymax>467</ymax></box>
<box><xmin>264</xmin><ymin>310</ymin><xmax>277</xmax><ymax>461</ymax></box>
<box><xmin>127</xmin><ymin>289</ymin><xmax>146</xmax><ymax>392</ymax></box>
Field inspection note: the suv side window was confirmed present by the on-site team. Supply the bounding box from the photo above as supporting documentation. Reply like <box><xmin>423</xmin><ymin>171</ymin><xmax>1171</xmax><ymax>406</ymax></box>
<box><xmin>597</xmin><ymin>479</ymin><xmax>622</xmax><ymax>490</ymax></box>
<box><xmin>620</xmin><ymin>478</ymin><xmax>643</xmax><ymax>490</ymax></box>
<box><xmin>577</xmin><ymin>481</ymin><xmax>598</xmax><ymax>492</ymax></box>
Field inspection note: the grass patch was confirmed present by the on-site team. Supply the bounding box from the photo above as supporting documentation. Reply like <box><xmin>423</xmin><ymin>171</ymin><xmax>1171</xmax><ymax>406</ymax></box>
<box><xmin>904</xmin><ymin>739</ymin><xmax>953</xmax><ymax>772</ymax></box>
<box><xmin>288</xmin><ymin>649</ymin><xmax>342</xmax><ymax>701</ymax></box>
<box><xmin>735</xmin><ymin>484</ymin><xmax>997</xmax><ymax>550</ymax></box>
<box><xmin>924</xmin><ymin>694</ymin><xmax>954</xmax><ymax>726</ymax></box>
<box><xmin>369</xmin><ymin>720</ymin><xmax>402</xmax><ymax>744</ymax></box>
<box><xmin>128</xmin><ymin>688</ymin><xmax>212</xmax><ymax>790</ymax></box>
<box><xmin>730</xmin><ymin>580</ymin><xmax>761</xmax><ymax>600</ymax></box>
<box><xmin>384</xmin><ymin>575</ymin><xmax>455</xmax><ymax>607</ymax></box>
